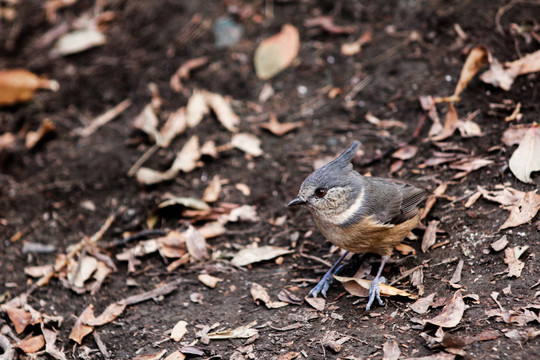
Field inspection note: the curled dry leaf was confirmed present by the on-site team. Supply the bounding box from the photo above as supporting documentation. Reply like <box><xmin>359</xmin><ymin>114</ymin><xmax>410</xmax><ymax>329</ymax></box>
<box><xmin>160</xmin><ymin>107</ymin><xmax>187</xmax><ymax>148</ymax></box>
<box><xmin>170</xmin><ymin>56</ymin><xmax>209</xmax><ymax>92</ymax></box>
<box><xmin>202</xmin><ymin>175</ymin><xmax>222</xmax><ymax>203</ymax></box>
<box><xmin>25</xmin><ymin>118</ymin><xmax>56</xmax><ymax>149</ymax></box>
<box><xmin>449</xmin><ymin>157</ymin><xmax>493</xmax><ymax>179</ymax></box>
<box><xmin>69</xmin><ymin>305</ymin><xmax>95</xmax><ymax>345</ymax></box>
<box><xmin>207</xmin><ymin>321</ymin><xmax>258</xmax><ymax>340</ymax></box>
<box><xmin>54</xmin><ymin>28</ymin><xmax>106</xmax><ymax>56</ymax></box>
<box><xmin>481</xmin><ymin>50</ymin><xmax>540</xmax><ymax>91</ymax></box>
<box><xmin>382</xmin><ymin>339</ymin><xmax>401</xmax><ymax>360</ymax></box>
<box><xmin>254</xmin><ymin>24</ymin><xmax>300</xmax><ymax>80</ymax></box>
<box><xmin>392</xmin><ymin>145</ymin><xmax>418</xmax><ymax>160</ymax></box>
<box><xmin>171</xmin><ymin>320</ymin><xmax>188</xmax><ymax>342</ymax></box>
<box><xmin>204</xmin><ymin>91</ymin><xmax>240</xmax><ymax>132</ymax></box>
<box><xmin>410</xmin><ymin>293</ymin><xmax>436</xmax><ymax>314</ymax></box>
<box><xmin>17</xmin><ymin>334</ymin><xmax>45</xmax><ymax>354</ymax></box>
<box><xmin>133</xmin><ymin>104</ymin><xmax>160</xmax><ymax>143</ymax></box>
<box><xmin>231</xmin><ymin>133</ymin><xmax>263</xmax><ymax>157</ymax></box>
<box><xmin>186</xmin><ymin>90</ymin><xmax>209</xmax><ymax>128</ymax></box>
<box><xmin>426</xmin><ymin>290</ymin><xmax>465</xmax><ymax>328</ymax></box>
<box><xmin>422</xmin><ymin>182</ymin><xmax>448</xmax><ymax>220</ymax></box>
<box><xmin>504</xmin><ymin>246</ymin><xmax>529</xmax><ymax>278</ymax></box>
<box><xmin>333</xmin><ymin>275</ymin><xmax>418</xmax><ymax>299</ymax></box>
<box><xmin>305</xmin><ymin>296</ymin><xmax>326</xmax><ymax>311</ymax></box>
<box><xmin>42</xmin><ymin>325</ymin><xmax>67</xmax><ymax>360</ymax></box>
<box><xmin>250</xmin><ymin>282</ymin><xmax>289</xmax><ymax>309</ymax></box>
<box><xmin>421</xmin><ymin>220</ymin><xmax>440</xmax><ymax>253</ymax></box>
<box><xmin>509</xmin><ymin>123</ymin><xmax>540</xmax><ymax>184</ymax></box>
<box><xmin>4</xmin><ymin>305</ymin><xmax>33</xmax><ymax>333</ymax></box>
<box><xmin>198</xmin><ymin>274</ymin><xmax>222</xmax><ymax>288</ymax></box>
<box><xmin>477</xmin><ymin>186</ymin><xmax>540</xmax><ymax>230</ymax></box>
<box><xmin>68</xmin><ymin>254</ymin><xmax>98</xmax><ymax>289</ymax></box>
<box><xmin>490</xmin><ymin>235</ymin><xmax>508</xmax><ymax>252</ymax></box>
<box><xmin>419</xmin><ymin>95</ymin><xmax>443</xmax><ymax>137</ymax></box>
<box><xmin>0</xmin><ymin>69</ymin><xmax>59</xmax><ymax>106</ymax></box>
<box><xmin>83</xmin><ymin>302</ymin><xmax>127</xmax><ymax>326</ymax></box>
<box><xmin>429</xmin><ymin>103</ymin><xmax>459</xmax><ymax>141</ymax></box>
<box><xmin>231</xmin><ymin>245</ymin><xmax>293</xmax><ymax>267</ymax></box>
<box><xmin>158</xmin><ymin>197</ymin><xmax>210</xmax><ymax>211</ymax></box>
<box><xmin>454</xmin><ymin>45</ymin><xmax>490</xmax><ymax>97</ymax></box>
<box><xmin>185</xmin><ymin>226</ymin><xmax>209</xmax><ymax>261</ymax></box>
<box><xmin>259</xmin><ymin>114</ymin><xmax>304</xmax><ymax>136</ymax></box>
<box><xmin>502</xmin><ymin>124</ymin><xmax>532</xmax><ymax>146</ymax></box>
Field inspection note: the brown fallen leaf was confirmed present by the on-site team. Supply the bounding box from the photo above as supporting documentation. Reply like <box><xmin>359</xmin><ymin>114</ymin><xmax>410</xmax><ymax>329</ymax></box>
<box><xmin>133</xmin><ymin>104</ymin><xmax>161</xmax><ymax>143</ymax></box>
<box><xmin>477</xmin><ymin>186</ymin><xmax>540</xmax><ymax>230</ymax></box>
<box><xmin>421</xmin><ymin>220</ymin><xmax>439</xmax><ymax>253</ymax></box>
<box><xmin>250</xmin><ymin>282</ymin><xmax>288</xmax><ymax>309</ymax></box>
<box><xmin>204</xmin><ymin>91</ymin><xmax>240</xmax><ymax>132</ymax></box>
<box><xmin>254</xmin><ymin>24</ymin><xmax>300</xmax><ymax>80</ymax></box>
<box><xmin>304</xmin><ymin>16</ymin><xmax>356</xmax><ymax>34</ymax></box>
<box><xmin>365</xmin><ymin>112</ymin><xmax>406</xmax><ymax>129</ymax></box>
<box><xmin>170</xmin><ymin>56</ymin><xmax>209</xmax><ymax>92</ymax></box>
<box><xmin>17</xmin><ymin>334</ymin><xmax>45</xmax><ymax>354</ymax></box>
<box><xmin>333</xmin><ymin>275</ymin><xmax>418</xmax><ymax>299</ymax></box>
<box><xmin>429</xmin><ymin>103</ymin><xmax>459</xmax><ymax>141</ymax></box>
<box><xmin>164</xmin><ymin>351</ymin><xmax>186</xmax><ymax>360</ymax></box>
<box><xmin>304</xmin><ymin>296</ymin><xmax>326</xmax><ymax>311</ymax></box>
<box><xmin>231</xmin><ymin>245</ymin><xmax>293</xmax><ymax>266</ymax></box>
<box><xmin>454</xmin><ymin>45</ymin><xmax>490</xmax><ymax>97</ymax></box>
<box><xmin>67</xmin><ymin>254</ymin><xmax>98</xmax><ymax>289</ymax></box>
<box><xmin>25</xmin><ymin>118</ymin><xmax>56</xmax><ymax>149</ymax></box>
<box><xmin>419</xmin><ymin>95</ymin><xmax>443</xmax><ymax>137</ymax></box>
<box><xmin>207</xmin><ymin>321</ymin><xmax>258</xmax><ymax>340</ymax></box>
<box><xmin>4</xmin><ymin>304</ymin><xmax>33</xmax><ymax>333</ymax></box>
<box><xmin>426</xmin><ymin>290</ymin><xmax>465</xmax><ymax>328</ymax></box>
<box><xmin>392</xmin><ymin>145</ymin><xmax>418</xmax><ymax>160</ymax></box>
<box><xmin>185</xmin><ymin>226</ymin><xmax>209</xmax><ymax>261</ymax></box>
<box><xmin>449</xmin><ymin>157</ymin><xmax>493</xmax><ymax>179</ymax></box>
<box><xmin>159</xmin><ymin>107</ymin><xmax>187</xmax><ymax>148</ymax></box>
<box><xmin>42</xmin><ymin>324</ymin><xmax>67</xmax><ymax>360</ymax></box>
<box><xmin>186</xmin><ymin>90</ymin><xmax>209</xmax><ymax>128</ymax></box>
<box><xmin>480</xmin><ymin>50</ymin><xmax>540</xmax><ymax>91</ymax></box>
<box><xmin>341</xmin><ymin>31</ymin><xmax>372</xmax><ymax>56</ymax></box>
<box><xmin>509</xmin><ymin>123</ymin><xmax>540</xmax><ymax>184</ymax></box>
<box><xmin>83</xmin><ymin>302</ymin><xmax>126</xmax><ymax>326</ymax></box>
<box><xmin>502</xmin><ymin>123</ymin><xmax>533</xmax><ymax>146</ymax></box>
<box><xmin>422</xmin><ymin>182</ymin><xmax>448</xmax><ymax>220</ymax></box>
<box><xmin>504</xmin><ymin>246</ymin><xmax>529</xmax><ymax>278</ymax></box>
<box><xmin>197</xmin><ymin>221</ymin><xmax>227</xmax><ymax>239</ymax></box>
<box><xmin>133</xmin><ymin>350</ymin><xmax>167</xmax><ymax>360</ymax></box>
<box><xmin>395</xmin><ymin>243</ymin><xmax>416</xmax><ymax>256</ymax></box>
<box><xmin>69</xmin><ymin>305</ymin><xmax>95</xmax><ymax>345</ymax></box>
<box><xmin>231</xmin><ymin>133</ymin><xmax>263</xmax><ymax>157</ymax></box>
<box><xmin>259</xmin><ymin>114</ymin><xmax>304</xmax><ymax>136</ymax></box>
<box><xmin>198</xmin><ymin>274</ymin><xmax>222</xmax><ymax>288</ymax></box>
<box><xmin>171</xmin><ymin>320</ymin><xmax>188</xmax><ymax>342</ymax></box>
<box><xmin>490</xmin><ymin>235</ymin><xmax>508</xmax><ymax>252</ymax></box>
<box><xmin>410</xmin><ymin>293</ymin><xmax>436</xmax><ymax>314</ymax></box>
<box><xmin>202</xmin><ymin>175</ymin><xmax>222</xmax><ymax>202</ymax></box>
<box><xmin>505</xmin><ymin>49</ymin><xmax>540</xmax><ymax>75</ymax></box>
<box><xmin>0</xmin><ymin>132</ymin><xmax>16</xmax><ymax>151</ymax></box>
<box><xmin>382</xmin><ymin>339</ymin><xmax>401</xmax><ymax>360</ymax></box>
<box><xmin>0</xmin><ymin>69</ymin><xmax>59</xmax><ymax>106</ymax></box>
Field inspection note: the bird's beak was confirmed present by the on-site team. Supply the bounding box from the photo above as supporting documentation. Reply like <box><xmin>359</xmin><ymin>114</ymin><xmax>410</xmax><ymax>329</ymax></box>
<box><xmin>287</xmin><ymin>197</ymin><xmax>306</xmax><ymax>207</ymax></box>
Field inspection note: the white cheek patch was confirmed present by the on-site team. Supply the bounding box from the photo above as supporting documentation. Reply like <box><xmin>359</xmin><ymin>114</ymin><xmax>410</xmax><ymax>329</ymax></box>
<box><xmin>326</xmin><ymin>186</ymin><xmax>365</xmax><ymax>225</ymax></box>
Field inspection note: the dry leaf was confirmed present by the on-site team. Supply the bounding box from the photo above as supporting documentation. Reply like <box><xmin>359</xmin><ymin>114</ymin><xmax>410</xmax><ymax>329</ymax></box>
<box><xmin>18</xmin><ymin>334</ymin><xmax>45</xmax><ymax>354</ymax></box>
<box><xmin>429</xmin><ymin>103</ymin><xmax>459</xmax><ymax>141</ymax></box>
<box><xmin>164</xmin><ymin>351</ymin><xmax>186</xmax><ymax>360</ymax></box>
<box><xmin>259</xmin><ymin>114</ymin><xmax>304</xmax><ymax>136</ymax></box>
<box><xmin>201</xmin><ymin>140</ymin><xmax>218</xmax><ymax>157</ymax></box>
<box><xmin>202</xmin><ymin>175</ymin><xmax>221</xmax><ymax>202</ymax></box>
<box><xmin>305</xmin><ymin>296</ymin><xmax>326</xmax><ymax>311</ymax></box>
<box><xmin>491</xmin><ymin>235</ymin><xmax>508</xmax><ymax>252</ymax></box>
<box><xmin>207</xmin><ymin>321</ymin><xmax>258</xmax><ymax>340</ymax></box>
<box><xmin>231</xmin><ymin>245</ymin><xmax>293</xmax><ymax>266</ymax></box>
<box><xmin>395</xmin><ymin>243</ymin><xmax>416</xmax><ymax>256</ymax></box>
<box><xmin>158</xmin><ymin>197</ymin><xmax>210</xmax><ymax>211</ymax></box>
<box><xmin>449</xmin><ymin>157</ymin><xmax>493</xmax><ymax>179</ymax></box>
<box><xmin>410</xmin><ymin>293</ymin><xmax>436</xmax><ymax>314</ymax></box>
<box><xmin>365</xmin><ymin>112</ymin><xmax>406</xmax><ymax>129</ymax></box>
<box><xmin>392</xmin><ymin>145</ymin><xmax>418</xmax><ymax>160</ymax></box>
<box><xmin>133</xmin><ymin>350</ymin><xmax>167</xmax><ymax>360</ymax></box>
<box><xmin>42</xmin><ymin>325</ymin><xmax>67</xmax><ymax>360</ymax></box>
<box><xmin>231</xmin><ymin>133</ymin><xmax>263</xmax><ymax>157</ymax></box>
<box><xmin>226</xmin><ymin>204</ymin><xmax>259</xmax><ymax>222</ymax></box>
<box><xmin>69</xmin><ymin>305</ymin><xmax>95</xmax><ymax>345</ymax></box>
<box><xmin>68</xmin><ymin>254</ymin><xmax>98</xmax><ymax>289</ymax></box>
<box><xmin>478</xmin><ymin>186</ymin><xmax>540</xmax><ymax>230</ymax></box>
<box><xmin>509</xmin><ymin>123</ymin><xmax>540</xmax><ymax>184</ymax></box>
<box><xmin>250</xmin><ymin>283</ymin><xmax>288</xmax><ymax>309</ymax></box>
<box><xmin>422</xmin><ymin>182</ymin><xmax>448</xmax><ymax>220</ymax></box>
<box><xmin>502</xmin><ymin>124</ymin><xmax>532</xmax><ymax>146</ymax></box>
<box><xmin>480</xmin><ymin>58</ymin><xmax>518</xmax><ymax>91</ymax></box>
<box><xmin>505</xmin><ymin>49</ymin><xmax>540</xmax><ymax>75</ymax></box>
<box><xmin>198</xmin><ymin>274</ymin><xmax>222</xmax><ymax>288</ymax></box>
<box><xmin>170</xmin><ymin>57</ymin><xmax>209</xmax><ymax>92</ymax></box>
<box><xmin>382</xmin><ymin>339</ymin><xmax>401</xmax><ymax>360</ymax></box>
<box><xmin>197</xmin><ymin>221</ymin><xmax>227</xmax><ymax>239</ymax></box>
<box><xmin>185</xmin><ymin>226</ymin><xmax>209</xmax><ymax>261</ymax></box>
<box><xmin>304</xmin><ymin>16</ymin><xmax>356</xmax><ymax>34</ymax></box>
<box><xmin>0</xmin><ymin>69</ymin><xmax>59</xmax><ymax>106</ymax></box>
<box><xmin>402</xmin><ymin>353</ymin><xmax>455</xmax><ymax>360</ymax></box>
<box><xmin>333</xmin><ymin>275</ymin><xmax>418</xmax><ymax>299</ymax></box>
<box><xmin>341</xmin><ymin>31</ymin><xmax>372</xmax><ymax>56</ymax></box>
<box><xmin>454</xmin><ymin>45</ymin><xmax>490</xmax><ymax>96</ymax></box>
<box><xmin>204</xmin><ymin>91</ymin><xmax>240</xmax><ymax>132</ymax></box>
<box><xmin>504</xmin><ymin>246</ymin><xmax>528</xmax><ymax>278</ymax></box>
<box><xmin>235</xmin><ymin>183</ymin><xmax>251</xmax><ymax>196</ymax></box>
<box><xmin>25</xmin><ymin>118</ymin><xmax>55</xmax><ymax>149</ymax></box>
<box><xmin>79</xmin><ymin>99</ymin><xmax>131</xmax><ymax>137</ymax></box>
<box><xmin>171</xmin><ymin>320</ymin><xmax>188</xmax><ymax>342</ymax></box>
<box><xmin>421</xmin><ymin>220</ymin><xmax>439</xmax><ymax>253</ymax></box>
<box><xmin>420</xmin><ymin>95</ymin><xmax>443</xmax><ymax>137</ymax></box>
<box><xmin>133</xmin><ymin>104</ymin><xmax>161</xmax><ymax>143</ymax></box>
<box><xmin>83</xmin><ymin>302</ymin><xmax>126</xmax><ymax>326</ymax></box>
<box><xmin>186</xmin><ymin>90</ymin><xmax>209</xmax><ymax>128</ymax></box>
<box><xmin>54</xmin><ymin>28</ymin><xmax>106</xmax><ymax>56</ymax></box>
<box><xmin>426</xmin><ymin>290</ymin><xmax>465</xmax><ymax>328</ymax></box>
<box><xmin>160</xmin><ymin>107</ymin><xmax>187</xmax><ymax>147</ymax></box>
<box><xmin>4</xmin><ymin>305</ymin><xmax>33</xmax><ymax>333</ymax></box>
<box><xmin>0</xmin><ymin>132</ymin><xmax>16</xmax><ymax>151</ymax></box>
<box><xmin>254</xmin><ymin>24</ymin><xmax>300</xmax><ymax>80</ymax></box>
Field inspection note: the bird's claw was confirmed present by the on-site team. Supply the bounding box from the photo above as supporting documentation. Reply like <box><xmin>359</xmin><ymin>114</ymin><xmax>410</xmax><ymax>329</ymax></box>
<box><xmin>309</xmin><ymin>263</ymin><xmax>345</xmax><ymax>298</ymax></box>
<box><xmin>366</xmin><ymin>276</ymin><xmax>386</xmax><ymax>311</ymax></box>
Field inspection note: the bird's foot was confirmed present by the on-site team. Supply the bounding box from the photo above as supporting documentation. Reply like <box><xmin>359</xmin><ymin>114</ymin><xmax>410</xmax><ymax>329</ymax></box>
<box><xmin>366</xmin><ymin>276</ymin><xmax>386</xmax><ymax>311</ymax></box>
<box><xmin>309</xmin><ymin>263</ymin><xmax>345</xmax><ymax>298</ymax></box>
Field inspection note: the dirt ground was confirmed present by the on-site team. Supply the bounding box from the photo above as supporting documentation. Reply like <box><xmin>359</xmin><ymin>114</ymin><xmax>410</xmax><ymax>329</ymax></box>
<box><xmin>1</xmin><ymin>0</ymin><xmax>540</xmax><ymax>359</ymax></box>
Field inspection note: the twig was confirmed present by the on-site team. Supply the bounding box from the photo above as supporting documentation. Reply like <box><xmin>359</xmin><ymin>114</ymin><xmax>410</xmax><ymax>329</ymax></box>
<box><xmin>127</xmin><ymin>144</ymin><xmax>158</xmax><ymax>177</ymax></box>
<box><xmin>389</xmin><ymin>264</ymin><xmax>425</xmax><ymax>286</ymax></box>
<box><xmin>78</xmin><ymin>99</ymin><xmax>131</xmax><ymax>137</ymax></box>
<box><xmin>299</xmin><ymin>241</ymin><xmax>333</xmax><ymax>267</ymax></box>
<box><xmin>344</xmin><ymin>75</ymin><xmax>373</xmax><ymax>102</ymax></box>
<box><xmin>93</xmin><ymin>331</ymin><xmax>110</xmax><ymax>360</ymax></box>
<box><xmin>119</xmin><ymin>277</ymin><xmax>187</xmax><ymax>305</ymax></box>
<box><xmin>105</xmin><ymin>229</ymin><xmax>167</xmax><ymax>248</ymax></box>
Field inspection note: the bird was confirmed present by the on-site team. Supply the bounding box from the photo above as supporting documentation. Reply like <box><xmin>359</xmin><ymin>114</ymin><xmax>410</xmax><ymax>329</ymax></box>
<box><xmin>287</xmin><ymin>141</ymin><xmax>427</xmax><ymax>310</ymax></box>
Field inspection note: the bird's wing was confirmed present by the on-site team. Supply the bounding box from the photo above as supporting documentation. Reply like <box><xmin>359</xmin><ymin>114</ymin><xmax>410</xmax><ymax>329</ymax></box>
<box><xmin>367</xmin><ymin>178</ymin><xmax>427</xmax><ymax>225</ymax></box>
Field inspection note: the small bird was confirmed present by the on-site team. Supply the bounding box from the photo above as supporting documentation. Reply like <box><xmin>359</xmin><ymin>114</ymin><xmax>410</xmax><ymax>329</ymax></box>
<box><xmin>287</xmin><ymin>141</ymin><xmax>427</xmax><ymax>310</ymax></box>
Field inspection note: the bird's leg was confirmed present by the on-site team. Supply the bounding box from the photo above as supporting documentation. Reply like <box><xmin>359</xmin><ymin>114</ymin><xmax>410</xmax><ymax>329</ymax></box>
<box><xmin>309</xmin><ymin>251</ymin><xmax>349</xmax><ymax>298</ymax></box>
<box><xmin>366</xmin><ymin>255</ymin><xmax>388</xmax><ymax>311</ymax></box>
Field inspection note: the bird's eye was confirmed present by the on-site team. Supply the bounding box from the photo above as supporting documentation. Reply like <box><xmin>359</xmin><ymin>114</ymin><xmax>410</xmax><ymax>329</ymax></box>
<box><xmin>314</xmin><ymin>188</ymin><xmax>326</xmax><ymax>198</ymax></box>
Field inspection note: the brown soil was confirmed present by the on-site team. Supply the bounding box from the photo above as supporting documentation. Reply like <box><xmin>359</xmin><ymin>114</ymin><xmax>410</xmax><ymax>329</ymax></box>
<box><xmin>1</xmin><ymin>1</ymin><xmax>540</xmax><ymax>359</ymax></box>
